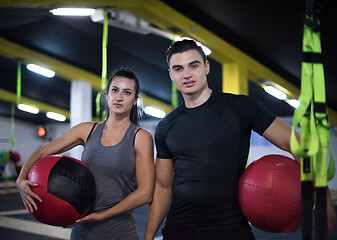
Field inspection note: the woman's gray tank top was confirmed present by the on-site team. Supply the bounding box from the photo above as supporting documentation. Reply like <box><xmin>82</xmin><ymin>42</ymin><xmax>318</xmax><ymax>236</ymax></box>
<box><xmin>82</xmin><ymin>121</ymin><xmax>137</xmax><ymax>212</ymax></box>
<box><xmin>70</xmin><ymin>121</ymin><xmax>139</xmax><ymax>240</ymax></box>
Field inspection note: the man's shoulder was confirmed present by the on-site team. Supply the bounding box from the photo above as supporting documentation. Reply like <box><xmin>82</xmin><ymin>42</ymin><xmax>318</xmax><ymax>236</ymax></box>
<box><xmin>157</xmin><ymin>104</ymin><xmax>184</xmax><ymax>127</ymax></box>
<box><xmin>212</xmin><ymin>91</ymin><xmax>252</xmax><ymax>105</ymax></box>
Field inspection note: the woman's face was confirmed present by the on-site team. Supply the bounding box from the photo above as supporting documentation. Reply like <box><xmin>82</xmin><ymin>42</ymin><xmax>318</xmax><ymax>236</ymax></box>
<box><xmin>106</xmin><ymin>76</ymin><xmax>137</xmax><ymax>116</ymax></box>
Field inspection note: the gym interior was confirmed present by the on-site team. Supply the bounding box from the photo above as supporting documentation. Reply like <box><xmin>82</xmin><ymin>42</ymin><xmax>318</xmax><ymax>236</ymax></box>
<box><xmin>1</xmin><ymin>1</ymin><xmax>337</xmax><ymax>239</ymax></box>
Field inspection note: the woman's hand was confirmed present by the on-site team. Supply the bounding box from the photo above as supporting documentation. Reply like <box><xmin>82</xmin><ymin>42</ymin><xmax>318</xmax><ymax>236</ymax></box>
<box><xmin>16</xmin><ymin>179</ymin><xmax>42</xmax><ymax>213</ymax></box>
<box><xmin>62</xmin><ymin>212</ymin><xmax>107</xmax><ymax>228</ymax></box>
<box><xmin>75</xmin><ymin>212</ymin><xmax>107</xmax><ymax>224</ymax></box>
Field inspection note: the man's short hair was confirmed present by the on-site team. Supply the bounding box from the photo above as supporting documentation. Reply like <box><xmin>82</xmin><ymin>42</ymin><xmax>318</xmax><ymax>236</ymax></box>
<box><xmin>166</xmin><ymin>39</ymin><xmax>207</xmax><ymax>67</ymax></box>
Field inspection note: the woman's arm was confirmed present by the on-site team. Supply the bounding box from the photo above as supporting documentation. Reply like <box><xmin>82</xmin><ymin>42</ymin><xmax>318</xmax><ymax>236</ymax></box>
<box><xmin>75</xmin><ymin>128</ymin><xmax>155</xmax><ymax>223</ymax></box>
<box><xmin>16</xmin><ymin>122</ymin><xmax>96</xmax><ymax>213</ymax></box>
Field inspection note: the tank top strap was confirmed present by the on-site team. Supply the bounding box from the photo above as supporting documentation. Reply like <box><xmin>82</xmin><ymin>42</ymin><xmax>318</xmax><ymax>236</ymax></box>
<box><xmin>132</xmin><ymin>127</ymin><xmax>142</xmax><ymax>146</ymax></box>
<box><xmin>96</xmin><ymin>121</ymin><xmax>106</xmax><ymax>136</ymax></box>
<box><xmin>90</xmin><ymin>121</ymin><xmax>138</xmax><ymax>147</ymax></box>
<box><xmin>86</xmin><ymin>122</ymin><xmax>98</xmax><ymax>142</ymax></box>
<box><xmin>125</xmin><ymin>123</ymin><xmax>138</xmax><ymax>141</ymax></box>
<box><xmin>85</xmin><ymin>121</ymin><xmax>104</xmax><ymax>144</ymax></box>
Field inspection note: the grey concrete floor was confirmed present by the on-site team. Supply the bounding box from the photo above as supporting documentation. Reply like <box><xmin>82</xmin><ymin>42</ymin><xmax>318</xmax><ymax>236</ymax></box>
<box><xmin>1</xmin><ymin>181</ymin><xmax>336</xmax><ymax>240</ymax></box>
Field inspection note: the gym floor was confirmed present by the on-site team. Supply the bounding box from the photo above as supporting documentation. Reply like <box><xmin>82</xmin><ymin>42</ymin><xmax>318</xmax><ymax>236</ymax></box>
<box><xmin>1</xmin><ymin>181</ymin><xmax>337</xmax><ymax>240</ymax></box>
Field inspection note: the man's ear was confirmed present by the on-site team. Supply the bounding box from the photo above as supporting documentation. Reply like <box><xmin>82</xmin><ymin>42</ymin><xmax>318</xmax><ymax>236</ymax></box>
<box><xmin>205</xmin><ymin>60</ymin><xmax>210</xmax><ymax>75</ymax></box>
<box><xmin>168</xmin><ymin>68</ymin><xmax>174</xmax><ymax>81</ymax></box>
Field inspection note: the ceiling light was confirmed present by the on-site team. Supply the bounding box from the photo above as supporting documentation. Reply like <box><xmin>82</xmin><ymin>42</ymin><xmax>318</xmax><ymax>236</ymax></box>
<box><xmin>144</xmin><ymin>106</ymin><xmax>166</xmax><ymax>119</ymax></box>
<box><xmin>286</xmin><ymin>99</ymin><xmax>300</xmax><ymax>108</ymax></box>
<box><xmin>18</xmin><ymin>104</ymin><xmax>39</xmax><ymax>114</ymax></box>
<box><xmin>91</xmin><ymin>9</ymin><xmax>151</xmax><ymax>35</ymax></box>
<box><xmin>174</xmin><ymin>36</ymin><xmax>212</xmax><ymax>55</ymax></box>
<box><xmin>264</xmin><ymin>86</ymin><xmax>287</xmax><ymax>100</ymax></box>
<box><xmin>46</xmin><ymin>112</ymin><xmax>66</xmax><ymax>122</ymax></box>
<box><xmin>50</xmin><ymin>8</ymin><xmax>96</xmax><ymax>16</ymax></box>
<box><xmin>26</xmin><ymin>64</ymin><xmax>55</xmax><ymax>78</ymax></box>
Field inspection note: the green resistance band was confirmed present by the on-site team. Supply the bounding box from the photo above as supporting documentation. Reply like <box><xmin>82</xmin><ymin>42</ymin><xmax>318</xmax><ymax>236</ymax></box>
<box><xmin>291</xmin><ymin>13</ymin><xmax>335</xmax><ymax>240</ymax></box>
<box><xmin>9</xmin><ymin>62</ymin><xmax>21</xmax><ymax>151</ymax></box>
<box><xmin>291</xmin><ymin>15</ymin><xmax>335</xmax><ymax>184</ymax></box>
<box><xmin>17</xmin><ymin>61</ymin><xmax>21</xmax><ymax>105</ymax></box>
<box><xmin>9</xmin><ymin>103</ymin><xmax>16</xmax><ymax>151</ymax></box>
<box><xmin>171</xmin><ymin>83</ymin><xmax>178</xmax><ymax>108</ymax></box>
<box><xmin>170</xmin><ymin>39</ymin><xmax>179</xmax><ymax>109</ymax></box>
<box><xmin>96</xmin><ymin>10</ymin><xmax>108</xmax><ymax>121</ymax></box>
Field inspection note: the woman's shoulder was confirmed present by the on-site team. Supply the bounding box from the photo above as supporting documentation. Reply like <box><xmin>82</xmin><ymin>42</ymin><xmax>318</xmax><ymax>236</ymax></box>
<box><xmin>70</xmin><ymin>121</ymin><xmax>98</xmax><ymax>131</ymax></box>
<box><xmin>133</xmin><ymin>127</ymin><xmax>153</xmax><ymax>146</ymax></box>
<box><xmin>69</xmin><ymin>122</ymin><xmax>101</xmax><ymax>139</ymax></box>
<box><xmin>134</xmin><ymin>127</ymin><xmax>152</xmax><ymax>139</ymax></box>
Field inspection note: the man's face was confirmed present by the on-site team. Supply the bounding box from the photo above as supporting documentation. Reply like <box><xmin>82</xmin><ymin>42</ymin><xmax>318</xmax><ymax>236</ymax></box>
<box><xmin>169</xmin><ymin>49</ymin><xmax>210</xmax><ymax>96</ymax></box>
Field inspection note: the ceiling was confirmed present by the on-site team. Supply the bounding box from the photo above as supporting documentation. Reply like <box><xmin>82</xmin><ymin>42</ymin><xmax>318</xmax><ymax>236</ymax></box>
<box><xmin>0</xmin><ymin>0</ymin><xmax>336</xmax><ymax>126</ymax></box>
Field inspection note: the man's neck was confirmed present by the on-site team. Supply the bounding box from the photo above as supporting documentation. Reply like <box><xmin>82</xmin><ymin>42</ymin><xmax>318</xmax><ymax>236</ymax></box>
<box><xmin>183</xmin><ymin>88</ymin><xmax>212</xmax><ymax>108</ymax></box>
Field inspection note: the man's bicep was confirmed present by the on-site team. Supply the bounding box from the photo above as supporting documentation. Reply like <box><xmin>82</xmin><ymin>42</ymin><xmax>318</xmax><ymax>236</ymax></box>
<box><xmin>155</xmin><ymin>158</ymin><xmax>175</xmax><ymax>189</ymax></box>
<box><xmin>262</xmin><ymin>117</ymin><xmax>300</xmax><ymax>164</ymax></box>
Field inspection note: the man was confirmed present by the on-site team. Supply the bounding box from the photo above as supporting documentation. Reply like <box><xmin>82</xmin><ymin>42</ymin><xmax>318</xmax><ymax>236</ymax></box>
<box><xmin>144</xmin><ymin>39</ymin><xmax>335</xmax><ymax>240</ymax></box>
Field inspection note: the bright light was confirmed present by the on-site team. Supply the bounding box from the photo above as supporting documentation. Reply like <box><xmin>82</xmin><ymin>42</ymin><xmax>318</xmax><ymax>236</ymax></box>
<box><xmin>200</xmin><ymin>45</ymin><xmax>212</xmax><ymax>56</ymax></box>
<box><xmin>137</xmin><ymin>97</ymin><xmax>144</xmax><ymax>108</ymax></box>
<box><xmin>264</xmin><ymin>86</ymin><xmax>287</xmax><ymax>100</ymax></box>
<box><xmin>46</xmin><ymin>112</ymin><xmax>66</xmax><ymax>122</ymax></box>
<box><xmin>50</xmin><ymin>8</ymin><xmax>96</xmax><ymax>16</ymax></box>
<box><xmin>18</xmin><ymin>104</ymin><xmax>39</xmax><ymax>114</ymax></box>
<box><xmin>144</xmin><ymin>106</ymin><xmax>166</xmax><ymax>119</ymax></box>
<box><xmin>37</xmin><ymin>126</ymin><xmax>46</xmax><ymax>137</ymax></box>
<box><xmin>286</xmin><ymin>99</ymin><xmax>300</xmax><ymax>108</ymax></box>
<box><xmin>174</xmin><ymin>36</ymin><xmax>212</xmax><ymax>55</ymax></box>
<box><xmin>26</xmin><ymin>64</ymin><xmax>55</xmax><ymax>78</ymax></box>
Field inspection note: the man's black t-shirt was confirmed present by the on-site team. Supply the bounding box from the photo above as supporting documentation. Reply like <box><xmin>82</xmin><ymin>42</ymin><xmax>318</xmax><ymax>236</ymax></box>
<box><xmin>155</xmin><ymin>91</ymin><xmax>276</xmax><ymax>230</ymax></box>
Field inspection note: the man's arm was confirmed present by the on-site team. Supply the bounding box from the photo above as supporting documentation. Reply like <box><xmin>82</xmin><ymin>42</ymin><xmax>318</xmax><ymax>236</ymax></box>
<box><xmin>144</xmin><ymin>158</ymin><xmax>175</xmax><ymax>240</ymax></box>
<box><xmin>262</xmin><ymin>117</ymin><xmax>300</xmax><ymax>163</ymax></box>
<box><xmin>262</xmin><ymin>117</ymin><xmax>336</xmax><ymax>237</ymax></box>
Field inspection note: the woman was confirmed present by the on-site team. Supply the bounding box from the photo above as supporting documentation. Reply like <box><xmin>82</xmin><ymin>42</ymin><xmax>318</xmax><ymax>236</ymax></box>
<box><xmin>16</xmin><ymin>68</ymin><xmax>155</xmax><ymax>240</ymax></box>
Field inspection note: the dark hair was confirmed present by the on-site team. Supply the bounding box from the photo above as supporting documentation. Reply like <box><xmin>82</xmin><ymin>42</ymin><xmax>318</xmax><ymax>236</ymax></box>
<box><xmin>105</xmin><ymin>68</ymin><xmax>140</xmax><ymax>124</ymax></box>
<box><xmin>166</xmin><ymin>39</ymin><xmax>207</xmax><ymax>66</ymax></box>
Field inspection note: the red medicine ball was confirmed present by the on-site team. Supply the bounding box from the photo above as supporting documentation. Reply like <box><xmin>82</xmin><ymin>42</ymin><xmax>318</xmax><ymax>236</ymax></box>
<box><xmin>12</xmin><ymin>151</ymin><xmax>21</xmax><ymax>163</ymax></box>
<box><xmin>238</xmin><ymin>154</ymin><xmax>301</xmax><ymax>233</ymax></box>
<box><xmin>28</xmin><ymin>155</ymin><xmax>96</xmax><ymax>227</ymax></box>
